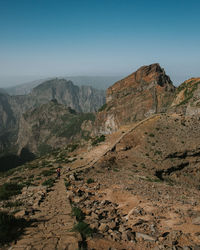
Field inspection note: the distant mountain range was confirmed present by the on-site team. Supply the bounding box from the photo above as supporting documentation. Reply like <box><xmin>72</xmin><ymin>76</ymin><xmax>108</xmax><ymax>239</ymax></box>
<box><xmin>0</xmin><ymin>78</ymin><xmax>106</xmax><ymax>157</ymax></box>
<box><xmin>5</xmin><ymin>76</ymin><xmax>122</xmax><ymax>95</ymax></box>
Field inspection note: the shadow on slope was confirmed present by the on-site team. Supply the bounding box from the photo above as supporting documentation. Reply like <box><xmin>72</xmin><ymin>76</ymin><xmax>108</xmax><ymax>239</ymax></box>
<box><xmin>0</xmin><ymin>148</ymin><xmax>35</xmax><ymax>172</ymax></box>
<box><xmin>0</xmin><ymin>211</ymin><xmax>36</xmax><ymax>246</ymax></box>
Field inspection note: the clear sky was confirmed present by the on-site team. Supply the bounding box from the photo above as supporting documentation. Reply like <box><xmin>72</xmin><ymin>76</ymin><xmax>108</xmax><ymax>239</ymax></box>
<box><xmin>0</xmin><ymin>0</ymin><xmax>200</xmax><ymax>87</ymax></box>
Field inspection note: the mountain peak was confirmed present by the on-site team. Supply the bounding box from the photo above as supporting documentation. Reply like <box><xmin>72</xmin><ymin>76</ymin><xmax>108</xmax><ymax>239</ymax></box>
<box><xmin>107</xmin><ymin>63</ymin><xmax>174</xmax><ymax>101</ymax></box>
<box><xmin>96</xmin><ymin>63</ymin><xmax>175</xmax><ymax>134</ymax></box>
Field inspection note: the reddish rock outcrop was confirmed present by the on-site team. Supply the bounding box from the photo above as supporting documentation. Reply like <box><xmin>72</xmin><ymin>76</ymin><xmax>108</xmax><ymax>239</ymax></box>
<box><xmin>95</xmin><ymin>63</ymin><xmax>175</xmax><ymax>134</ymax></box>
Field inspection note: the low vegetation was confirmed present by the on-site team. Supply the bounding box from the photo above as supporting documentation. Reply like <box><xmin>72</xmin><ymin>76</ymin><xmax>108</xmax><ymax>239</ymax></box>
<box><xmin>177</xmin><ymin>80</ymin><xmax>200</xmax><ymax>106</ymax></box>
<box><xmin>98</xmin><ymin>103</ymin><xmax>107</xmax><ymax>112</ymax></box>
<box><xmin>42</xmin><ymin>178</ymin><xmax>55</xmax><ymax>188</ymax></box>
<box><xmin>71</xmin><ymin>206</ymin><xmax>93</xmax><ymax>239</ymax></box>
<box><xmin>87</xmin><ymin>178</ymin><xmax>95</xmax><ymax>184</ymax></box>
<box><xmin>40</xmin><ymin>169</ymin><xmax>55</xmax><ymax>177</ymax></box>
<box><xmin>67</xmin><ymin>144</ymin><xmax>78</xmax><ymax>152</ymax></box>
<box><xmin>0</xmin><ymin>182</ymin><xmax>23</xmax><ymax>201</ymax></box>
<box><xmin>64</xmin><ymin>180</ymin><xmax>71</xmax><ymax>188</ymax></box>
<box><xmin>72</xmin><ymin>221</ymin><xmax>93</xmax><ymax>238</ymax></box>
<box><xmin>91</xmin><ymin>135</ymin><xmax>105</xmax><ymax>146</ymax></box>
<box><xmin>71</xmin><ymin>206</ymin><xmax>85</xmax><ymax>221</ymax></box>
<box><xmin>55</xmin><ymin>113</ymin><xmax>95</xmax><ymax>139</ymax></box>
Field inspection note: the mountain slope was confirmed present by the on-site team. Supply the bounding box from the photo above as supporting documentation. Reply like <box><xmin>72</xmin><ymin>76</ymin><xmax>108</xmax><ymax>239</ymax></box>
<box><xmin>95</xmin><ymin>63</ymin><xmax>175</xmax><ymax>134</ymax></box>
<box><xmin>0</xmin><ymin>93</ymin><xmax>17</xmax><ymax>155</ymax></box>
<box><xmin>171</xmin><ymin>77</ymin><xmax>200</xmax><ymax>115</ymax></box>
<box><xmin>17</xmin><ymin>100</ymin><xmax>95</xmax><ymax>155</ymax></box>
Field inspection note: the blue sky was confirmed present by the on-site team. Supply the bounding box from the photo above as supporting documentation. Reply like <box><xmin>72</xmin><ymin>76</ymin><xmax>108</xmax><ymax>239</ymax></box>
<box><xmin>0</xmin><ymin>0</ymin><xmax>200</xmax><ymax>87</ymax></box>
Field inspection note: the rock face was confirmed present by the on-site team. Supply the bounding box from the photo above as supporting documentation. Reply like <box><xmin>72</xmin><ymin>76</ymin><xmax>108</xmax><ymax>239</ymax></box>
<box><xmin>6</xmin><ymin>78</ymin><xmax>105</xmax><ymax>117</ymax></box>
<box><xmin>171</xmin><ymin>77</ymin><xmax>200</xmax><ymax>115</ymax></box>
<box><xmin>0</xmin><ymin>93</ymin><xmax>17</xmax><ymax>154</ymax></box>
<box><xmin>30</xmin><ymin>79</ymin><xmax>105</xmax><ymax>113</ymax></box>
<box><xmin>0</xmin><ymin>93</ymin><xmax>16</xmax><ymax>133</ymax></box>
<box><xmin>95</xmin><ymin>63</ymin><xmax>175</xmax><ymax>134</ymax></box>
<box><xmin>17</xmin><ymin>100</ymin><xmax>95</xmax><ymax>155</ymax></box>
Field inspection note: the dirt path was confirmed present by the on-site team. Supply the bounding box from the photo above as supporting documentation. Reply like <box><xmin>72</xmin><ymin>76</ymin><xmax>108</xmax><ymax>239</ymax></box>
<box><xmin>9</xmin><ymin>178</ymin><xmax>80</xmax><ymax>250</ymax></box>
<box><xmin>68</xmin><ymin>114</ymin><xmax>160</xmax><ymax>174</ymax></box>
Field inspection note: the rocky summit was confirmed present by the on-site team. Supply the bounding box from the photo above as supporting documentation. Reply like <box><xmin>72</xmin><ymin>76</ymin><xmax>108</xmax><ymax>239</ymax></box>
<box><xmin>95</xmin><ymin>63</ymin><xmax>175</xmax><ymax>134</ymax></box>
<box><xmin>0</xmin><ymin>63</ymin><xmax>200</xmax><ymax>250</ymax></box>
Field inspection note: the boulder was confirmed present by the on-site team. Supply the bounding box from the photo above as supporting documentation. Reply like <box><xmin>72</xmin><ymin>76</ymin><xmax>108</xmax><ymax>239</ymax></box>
<box><xmin>91</xmin><ymin>212</ymin><xmax>99</xmax><ymax>220</ymax></box>
<box><xmin>15</xmin><ymin>209</ymin><xmax>26</xmax><ymax>217</ymax></box>
<box><xmin>99</xmin><ymin>223</ymin><xmax>109</xmax><ymax>233</ymax></box>
<box><xmin>107</xmin><ymin>221</ymin><xmax>116</xmax><ymax>229</ymax></box>
<box><xmin>136</xmin><ymin>232</ymin><xmax>156</xmax><ymax>242</ymax></box>
<box><xmin>192</xmin><ymin>217</ymin><xmax>200</xmax><ymax>225</ymax></box>
<box><xmin>69</xmin><ymin>174</ymin><xmax>75</xmax><ymax>181</ymax></box>
<box><xmin>90</xmin><ymin>221</ymin><xmax>99</xmax><ymax>230</ymax></box>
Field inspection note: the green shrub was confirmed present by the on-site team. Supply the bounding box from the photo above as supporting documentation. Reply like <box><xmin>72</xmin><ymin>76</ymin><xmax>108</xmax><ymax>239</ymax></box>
<box><xmin>154</xmin><ymin>150</ymin><xmax>162</xmax><ymax>155</ymax></box>
<box><xmin>149</xmin><ymin>133</ymin><xmax>155</xmax><ymax>137</ymax></box>
<box><xmin>26</xmin><ymin>164</ymin><xmax>37</xmax><ymax>170</ymax></box>
<box><xmin>71</xmin><ymin>206</ymin><xmax>85</xmax><ymax>221</ymax></box>
<box><xmin>146</xmin><ymin>177</ymin><xmax>162</xmax><ymax>183</ymax></box>
<box><xmin>98</xmin><ymin>103</ymin><xmax>107</xmax><ymax>112</ymax></box>
<box><xmin>67</xmin><ymin>144</ymin><xmax>78</xmax><ymax>152</ymax></box>
<box><xmin>0</xmin><ymin>183</ymin><xmax>23</xmax><ymax>201</ymax></box>
<box><xmin>72</xmin><ymin>221</ymin><xmax>93</xmax><ymax>238</ymax></box>
<box><xmin>64</xmin><ymin>180</ymin><xmax>71</xmax><ymax>188</ymax></box>
<box><xmin>10</xmin><ymin>176</ymin><xmax>25</xmax><ymax>182</ymax></box>
<box><xmin>87</xmin><ymin>178</ymin><xmax>94</xmax><ymax>184</ymax></box>
<box><xmin>40</xmin><ymin>169</ymin><xmax>55</xmax><ymax>177</ymax></box>
<box><xmin>22</xmin><ymin>181</ymin><xmax>34</xmax><ymax>187</ymax></box>
<box><xmin>91</xmin><ymin>135</ymin><xmax>105</xmax><ymax>146</ymax></box>
<box><xmin>42</xmin><ymin>178</ymin><xmax>55</xmax><ymax>188</ymax></box>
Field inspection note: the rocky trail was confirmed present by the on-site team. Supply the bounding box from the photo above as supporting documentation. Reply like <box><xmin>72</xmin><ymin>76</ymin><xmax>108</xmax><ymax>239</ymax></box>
<box><xmin>8</xmin><ymin>178</ymin><xmax>80</xmax><ymax>250</ymax></box>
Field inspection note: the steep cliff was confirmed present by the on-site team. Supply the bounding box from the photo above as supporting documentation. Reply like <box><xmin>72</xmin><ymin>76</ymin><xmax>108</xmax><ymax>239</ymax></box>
<box><xmin>95</xmin><ymin>63</ymin><xmax>175</xmax><ymax>134</ymax></box>
<box><xmin>17</xmin><ymin>100</ymin><xmax>95</xmax><ymax>155</ymax></box>
<box><xmin>30</xmin><ymin>78</ymin><xmax>105</xmax><ymax>112</ymax></box>
<box><xmin>0</xmin><ymin>93</ymin><xmax>17</xmax><ymax>155</ymax></box>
